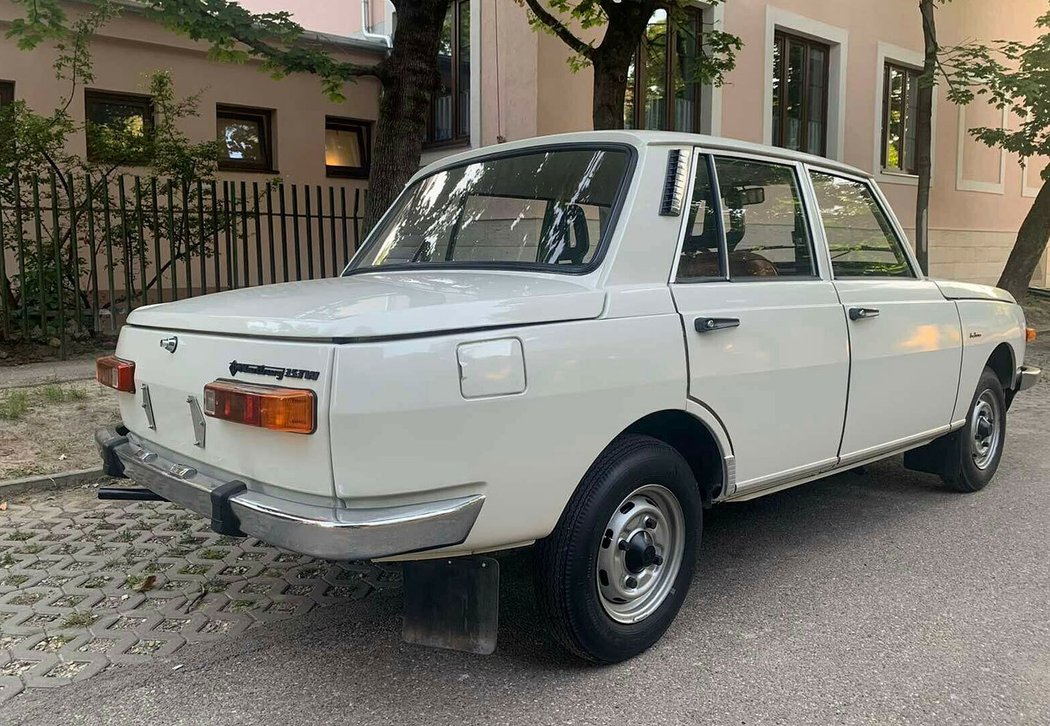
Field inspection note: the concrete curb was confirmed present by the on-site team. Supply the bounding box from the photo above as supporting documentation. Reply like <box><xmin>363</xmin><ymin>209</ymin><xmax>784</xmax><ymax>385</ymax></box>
<box><xmin>0</xmin><ymin>468</ymin><xmax>109</xmax><ymax>499</ymax></box>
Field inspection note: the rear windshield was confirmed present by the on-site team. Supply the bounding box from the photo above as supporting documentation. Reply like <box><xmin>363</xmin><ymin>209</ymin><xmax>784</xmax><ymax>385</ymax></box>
<box><xmin>347</xmin><ymin>146</ymin><xmax>632</xmax><ymax>273</ymax></box>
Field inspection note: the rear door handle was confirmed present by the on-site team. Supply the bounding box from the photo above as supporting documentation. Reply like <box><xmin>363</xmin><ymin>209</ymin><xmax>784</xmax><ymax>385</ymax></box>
<box><xmin>848</xmin><ymin>307</ymin><xmax>880</xmax><ymax>321</ymax></box>
<box><xmin>695</xmin><ymin>317</ymin><xmax>740</xmax><ymax>333</ymax></box>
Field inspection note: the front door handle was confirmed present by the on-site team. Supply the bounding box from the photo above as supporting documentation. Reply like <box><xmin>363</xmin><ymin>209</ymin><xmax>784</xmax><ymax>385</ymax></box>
<box><xmin>848</xmin><ymin>307</ymin><xmax>881</xmax><ymax>321</ymax></box>
<box><xmin>695</xmin><ymin>317</ymin><xmax>741</xmax><ymax>333</ymax></box>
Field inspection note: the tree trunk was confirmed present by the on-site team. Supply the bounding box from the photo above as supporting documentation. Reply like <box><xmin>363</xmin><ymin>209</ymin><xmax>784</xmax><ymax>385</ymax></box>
<box><xmin>998</xmin><ymin>180</ymin><xmax>1050</xmax><ymax>299</ymax></box>
<box><xmin>914</xmin><ymin>0</ymin><xmax>937</xmax><ymax>275</ymax></box>
<box><xmin>362</xmin><ymin>0</ymin><xmax>451</xmax><ymax>234</ymax></box>
<box><xmin>590</xmin><ymin>2</ymin><xmax>656</xmax><ymax>130</ymax></box>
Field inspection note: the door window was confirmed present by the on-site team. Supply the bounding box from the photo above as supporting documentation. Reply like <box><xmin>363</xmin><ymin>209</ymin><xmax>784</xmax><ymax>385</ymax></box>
<box><xmin>810</xmin><ymin>172</ymin><xmax>914</xmax><ymax>278</ymax></box>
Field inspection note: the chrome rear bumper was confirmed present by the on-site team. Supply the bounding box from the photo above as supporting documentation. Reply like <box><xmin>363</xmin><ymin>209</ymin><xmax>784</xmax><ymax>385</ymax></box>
<box><xmin>95</xmin><ymin>427</ymin><xmax>483</xmax><ymax>561</ymax></box>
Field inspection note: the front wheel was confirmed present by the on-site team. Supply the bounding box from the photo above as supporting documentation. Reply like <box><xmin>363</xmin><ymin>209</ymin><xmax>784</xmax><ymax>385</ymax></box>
<box><xmin>943</xmin><ymin>367</ymin><xmax>1007</xmax><ymax>492</ymax></box>
<box><xmin>533</xmin><ymin>435</ymin><xmax>702</xmax><ymax>664</ymax></box>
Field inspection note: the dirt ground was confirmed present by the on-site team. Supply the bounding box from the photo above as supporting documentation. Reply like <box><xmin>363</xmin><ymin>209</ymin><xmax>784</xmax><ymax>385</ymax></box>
<box><xmin>0</xmin><ymin>381</ymin><xmax>118</xmax><ymax>480</ymax></box>
<box><xmin>1022</xmin><ymin>292</ymin><xmax>1050</xmax><ymax>331</ymax></box>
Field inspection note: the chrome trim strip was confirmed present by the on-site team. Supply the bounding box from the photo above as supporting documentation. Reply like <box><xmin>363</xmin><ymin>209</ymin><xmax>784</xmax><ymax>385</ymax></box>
<box><xmin>837</xmin><ymin>426</ymin><xmax>950</xmax><ymax>469</ymax></box>
<box><xmin>140</xmin><ymin>385</ymin><xmax>156</xmax><ymax>430</ymax></box>
<box><xmin>111</xmin><ymin>437</ymin><xmax>484</xmax><ymax>561</ymax></box>
<box><xmin>186</xmin><ymin>396</ymin><xmax>206</xmax><ymax>448</ymax></box>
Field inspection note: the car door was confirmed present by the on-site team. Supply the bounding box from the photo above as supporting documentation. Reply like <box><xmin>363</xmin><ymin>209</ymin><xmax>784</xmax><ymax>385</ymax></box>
<box><xmin>807</xmin><ymin>169</ymin><xmax>962</xmax><ymax>463</ymax></box>
<box><xmin>669</xmin><ymin>153</ymin><xmax>850</xmax><ymax>494</ymax></box>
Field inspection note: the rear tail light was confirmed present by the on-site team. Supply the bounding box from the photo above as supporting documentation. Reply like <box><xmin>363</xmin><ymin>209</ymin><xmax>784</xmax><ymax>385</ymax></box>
<box><xmin>96</xmin><ymin>356</ymin><xmax>136</xmax><ymax>393</ymax></box>
<box><xmin>203</xmin><ymin>380</ymin><xmax>316</xmax><ymax>434</ymax></box>
<box><xmin>1027</xmin><ymin>327</ymin><xmax>1038</xmax><ymax>343</ymax></box>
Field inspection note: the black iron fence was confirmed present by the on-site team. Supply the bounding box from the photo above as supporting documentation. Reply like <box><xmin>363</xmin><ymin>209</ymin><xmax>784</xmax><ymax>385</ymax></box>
<box><xmin>0</xmin><ymin>172</ymin><xmax>365</xmax><ymax>357</ymax></box>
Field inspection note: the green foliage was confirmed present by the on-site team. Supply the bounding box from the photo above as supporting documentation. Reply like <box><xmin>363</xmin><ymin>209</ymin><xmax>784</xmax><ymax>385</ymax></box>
<box><xmin>0</xmin><ymin>391</ymin><xmax>30</xmax><ymax>420</ymax></box>
<box><xmin>940</xmin><ymin>11</ymin><xmax>1050</xmax><ymax>176</ymax></box>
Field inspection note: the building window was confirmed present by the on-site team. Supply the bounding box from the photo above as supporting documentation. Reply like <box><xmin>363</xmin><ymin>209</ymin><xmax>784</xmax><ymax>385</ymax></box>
<box><xmin>882</xmin><ymin>63</ymin><xmax>921</xmax><ymax>175</ymax></box>
<box><xmin>771</xmin><ymin>32</ymin><xmax>829</xmax><ymax>156</ymax></box>
<box><xmin>0</xmin><ymin>81</ymin><xmax>13</xmax><ymax>106</ymax></box>
<box><xmin>217</xmin><ymin>105</ymin><xmax>275</xmax><ymax>172</ymax></box>
<box><xmin>84</xmin><ymin>90</ymin><xmax>154</xmax><ymax>163</ymax></box>
<box><xmin>325</xmin><ymin>117</ymin><xmax>371</xmax><ymax>179</ymax></box>
<box><xmin>426</xmin><ymin>0</ymin><xmax>470</xmax><ymax>146</ymax></box>
<box><xmin>625</xmin><ymin>8</ymin><xmax>703</xmax><ymax>132</ymax></box>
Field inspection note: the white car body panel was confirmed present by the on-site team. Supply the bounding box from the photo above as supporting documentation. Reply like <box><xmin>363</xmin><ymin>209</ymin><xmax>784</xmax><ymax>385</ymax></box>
<box><xmin>105</xmin><ymin>131</ymin><xmax>1035</xmax><ymax>561</ymax></box>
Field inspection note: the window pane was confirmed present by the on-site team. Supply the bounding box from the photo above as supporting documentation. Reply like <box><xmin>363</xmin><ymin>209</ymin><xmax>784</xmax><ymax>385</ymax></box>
<box><xmin>87</xmin><ymin>97</ymin><xmax>149</xmax><ymax>139</ymax></box>
<box><xmin>0</xmin><ymin>82</ymin><xmax>13</xmax><ymax>106</ymax></box>
<box><xmin>715</xmin><ymin>157</ymin><xmax>815</xmax><ymax>278</ymax></box>
<box><xmin>806</xmin><ymin>47</ymin><xmax>826</xmax><ymax>155</ymax></box>
<box><xmin>671</xmin><ymin>14</ymin><xmax>700</xmax><ymax>132</ymax></box>
<box><xmin>354</xmin><ymin>148</ymin><xmax>630</xmax><ymax>271</ymax></box>
<box><xmin>325</xmin><ymin>122</ymin><xmax>365</xmax><ymax>171</ymax></box>
<box><xmin>903</xmin><ymin>71</ymin><xmax>919</xmax><ymax>173</ymax></box>
<box><xmin>219</xmin><ymin>117</ymin><xmax>264</xmax><ymax>162</ymax></box>
<box><xmin>810</xmin><ymin>172</ymin><xmax>912</xmax><ymax>278</ymax></box>
<box><xmin>784</xmin><ymin>41</ymin><xmax>804</xmax><ymax>151</ymax></box>
<box><xmin>457</xmin><ymin>0</ymin><xmax>470</xmax><ymax>139</ymax></box>
<box><xmin>885</xmin><ymin>67</ymin><xmax>905</xmax><ymax>170</ymax></box>
<box><xmin>85</xmin><ymin>92</ymin><xmax>152</xmax><ymax>162</ymax></box>
<box><xmin>624</xmin><ymin>57</ymin><xmax>637</xmax><ymax>129</ymax></box>
<box><xmin>431</xmin><ymin>6</ymin><xmax>454</xmax><ymax>142</ymax></box>
<box><xmin>677</xmin><ymin>157</ymin><xmax>723</xmax><ymax>281</ymax></box>
<box><xmin>771</xmin><ymin>37</ymin><xmax>783</xmax><ymax>146</ymax></box>
<box><xmin>643</xmin><ymin>11</ymin><xmax>668</xmax><ymax>130</ymax></box>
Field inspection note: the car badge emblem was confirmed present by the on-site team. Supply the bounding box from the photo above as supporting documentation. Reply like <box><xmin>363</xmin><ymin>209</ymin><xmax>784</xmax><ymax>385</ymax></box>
<box><xmin>160</xmin><ymin>336</ymin><xmax>179</xmax><ymax>354</ymax></box>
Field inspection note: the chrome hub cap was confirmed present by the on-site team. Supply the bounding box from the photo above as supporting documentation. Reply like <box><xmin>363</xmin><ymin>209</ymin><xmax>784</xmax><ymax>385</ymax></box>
<box><xmin>971</xmin><ymin>391</ymin><xmax>1001</xmax><ymax>470</ymax></box>
<box><xmin>596</xmin><ymin>484</ymin><xmax>685</xmax><ymax>624</ymax></box>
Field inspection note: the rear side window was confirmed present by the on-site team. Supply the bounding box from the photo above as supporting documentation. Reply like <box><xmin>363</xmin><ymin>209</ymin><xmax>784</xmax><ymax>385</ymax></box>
<box><xmin>809</xmin><ymin>172</ymin><xmax>914</xmax><ymax>278</ymax></box>
<box><xmin>677</xmin><ymin>155</ymin><xmax>816</xmax><ymax>281</ymax></box>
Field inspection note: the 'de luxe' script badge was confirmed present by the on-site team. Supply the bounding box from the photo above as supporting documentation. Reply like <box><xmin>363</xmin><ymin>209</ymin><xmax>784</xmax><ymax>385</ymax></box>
<box><xmin>228</xmin><ymin>360</ymin><xmax>321</xmax><ymax>382</ymax></box>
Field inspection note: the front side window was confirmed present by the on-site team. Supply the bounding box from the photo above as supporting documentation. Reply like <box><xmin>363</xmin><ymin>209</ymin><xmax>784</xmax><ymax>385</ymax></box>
<box><xmin>427</xmin><ymin>0</ymin><xmax>470</xmax><ymax>146</ymax></box>
<box><xmin>325</xmin><ymin>117</ymin><xmax>371</xmax><ymax>179</ymax></box>
<box><xmin>217</xmin><ymin>105</ymin><xmax>274</xmax><ymax>172</ymax></box>
<box><xmin>350</xmin><ymin>147</ymin><xmax>631</xmax><ymax>272</ymax></box>
<box><xmin>810</xmin><ymin>172</ymin><xmax>913</xmax><ymax>278</ymax></box>
<box><xmin>85</xmin><ymin>90</ymin><xmax>153</xmax><ymax>163</ymax></box>
<box><xmin>625</xmin><ymin>8</ymin><xmax>703</xmax><ymax>132</ymax></box>
<box><xmin>771</xmin><ymin>32</ymin><xmax>828</xmax><ymax>156</ymax></box>
<box><xmin>882</xmin><ymin>63</ymin><xmax>921</xmax><ymax>174</ymax></box>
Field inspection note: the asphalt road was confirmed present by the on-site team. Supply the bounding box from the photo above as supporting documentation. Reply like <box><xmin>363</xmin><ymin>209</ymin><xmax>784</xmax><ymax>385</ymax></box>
<box><xmin>5</xmin><ymin>342</ymin><xmax>1049</xmax><ymax>725</ymax></box>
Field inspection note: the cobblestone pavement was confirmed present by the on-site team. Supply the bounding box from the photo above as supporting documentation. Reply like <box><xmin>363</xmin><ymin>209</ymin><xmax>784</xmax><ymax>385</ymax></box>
<box><xmin>0</xmin><ymin>487</ymin><xmax>398</xmax><ymax>703</ymax></box>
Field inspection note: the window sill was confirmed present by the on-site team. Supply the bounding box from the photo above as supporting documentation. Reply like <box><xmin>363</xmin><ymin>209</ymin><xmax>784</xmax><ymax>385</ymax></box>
<box><xmin>422</xmin><ymin>138</ymin><xmax>471</xmax><ymax>152</ymax></box>
<box><xmin>876</xmin><ymin>169</ymin><xmax>920</xmax><ymax>187</ymax></box>
<box><xmin>216</xmin><ymin>166</ymin><xmax>280</xmax><ymax>175</ymax></box>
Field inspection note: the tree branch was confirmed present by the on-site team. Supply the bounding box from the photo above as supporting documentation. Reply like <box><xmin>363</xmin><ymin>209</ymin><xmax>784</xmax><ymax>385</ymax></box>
<box><xmin>521</xmin><ymin>0</ymin><xmax>592</xmax><ymax>58</ymax></box>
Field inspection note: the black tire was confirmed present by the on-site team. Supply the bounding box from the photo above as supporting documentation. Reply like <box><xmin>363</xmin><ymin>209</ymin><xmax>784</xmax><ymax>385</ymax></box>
<box><xmin>943</xmin><ymin>367</ymin><xmax>1007</xmax><ymax>492</ymax></box>
<box><xmin>533</xmin><ymin>434</ymin><xmax>702</xmax><ymax>664</ymax></box>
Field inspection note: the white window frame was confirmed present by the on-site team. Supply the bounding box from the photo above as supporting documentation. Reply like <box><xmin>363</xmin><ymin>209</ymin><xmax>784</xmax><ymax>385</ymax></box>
<box><xmin>873</xmin><ymin>43</ymin><xmax>933</xmax><ymax>187</ymax></box>
<box><xmin>955</xmin><ymin>104</ymin><xmax>1009</xmax><ymax>195</ymax></box>
<box><xmin>763</xmin><ymin>7</ymin><xmax>848</xmax><ymax>161</ymax></box>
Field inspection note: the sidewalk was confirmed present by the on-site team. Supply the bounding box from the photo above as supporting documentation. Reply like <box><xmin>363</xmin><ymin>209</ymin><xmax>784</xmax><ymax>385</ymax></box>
<box><xmin>0</xmin><ymin>358</ymin><xmax>98</xmax><ymax>390</ymax></box>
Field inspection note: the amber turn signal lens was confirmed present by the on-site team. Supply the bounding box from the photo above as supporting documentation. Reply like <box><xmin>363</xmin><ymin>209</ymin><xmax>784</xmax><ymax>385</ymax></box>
<box><xmin>203</xmin><ymin>380</ymin><xmax>316</xmax><ymax>434</ymax></box>
<box><xmin>1027</xmin><ymin>327</ymin><xmax>1038</xmax><ymax>343</ymax></box>
<box><xmin>96</xmin><ymin>356</ymin><xmax>136</xmax><ymax>393</ymax></box>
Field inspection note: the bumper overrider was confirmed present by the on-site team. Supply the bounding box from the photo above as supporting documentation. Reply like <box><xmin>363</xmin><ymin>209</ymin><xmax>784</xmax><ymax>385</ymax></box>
<box><xmin>94</xmin><ymin>427</ymin><xmax>484</xmax><ymax>561</ymax></box>
<box><xmin>1017</xmin><ymin>365</ymin><xmax>1041</xmax><ymax>392</ymax></box>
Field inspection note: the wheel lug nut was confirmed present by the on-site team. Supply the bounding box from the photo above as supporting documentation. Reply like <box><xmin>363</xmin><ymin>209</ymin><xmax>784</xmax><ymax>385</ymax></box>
<box><xmin>625</xmin><ymin>577</ymin><xmax>638</xmax><ymax>589</ymax></box>
<box><xmin>617</xmin><ymin>539</ymin><xmax>628</xmax><ymax>551</ymax></box>
<box><xmin>654</xmin><ymin>555</ymin><xmax>664</xmax><ymax>566</ymax></box>
<box><xmin>644</xmin><ymin>517</ymin><xmax>657</xmax><ymax>530</ymax></box>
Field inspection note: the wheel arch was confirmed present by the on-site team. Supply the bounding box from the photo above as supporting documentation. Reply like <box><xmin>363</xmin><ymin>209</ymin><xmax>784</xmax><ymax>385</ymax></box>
<box><xmin>986</xmin><ymin>342</ymin><xmax>1016</xmax><ymax>392</ymax></box>
<box><xmin>620</xmin><ymin>408</ymin><xmax>731</xmax><ymax>506</ymax></box>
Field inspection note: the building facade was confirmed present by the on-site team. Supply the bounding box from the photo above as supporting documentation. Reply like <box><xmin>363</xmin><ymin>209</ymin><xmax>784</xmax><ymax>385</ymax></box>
<box><xmin>1</xmin><ymin>0</ymin><xmax>1047</xmax><ymax>289</ymax></box>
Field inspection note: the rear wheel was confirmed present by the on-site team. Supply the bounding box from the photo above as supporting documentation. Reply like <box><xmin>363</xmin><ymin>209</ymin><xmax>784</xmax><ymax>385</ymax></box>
<box><xmin>943</xmin><ymin>367</ymin><xmax>1007</xmax><ymax>492</ymax></box>
<box><xmin>534</xmin><ymin>435</ymin><xmax>702</xmax><ymax>664</ymax></box>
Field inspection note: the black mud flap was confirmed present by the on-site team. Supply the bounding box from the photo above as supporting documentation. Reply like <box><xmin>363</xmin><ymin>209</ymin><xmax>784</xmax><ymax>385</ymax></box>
<box><xmin>402</xmin><ymin>557</ymin><xmax>499</xmax><ymax>656</ymax></box>
<box><xmin>903</xmin><ymin>431</ymin><xmax>961</xmax><ymax>478</ymax></box>
<box><xmin>95</xmin><ymin>426</ymin><xmax>129</xmax><ymax>479</ymax></box>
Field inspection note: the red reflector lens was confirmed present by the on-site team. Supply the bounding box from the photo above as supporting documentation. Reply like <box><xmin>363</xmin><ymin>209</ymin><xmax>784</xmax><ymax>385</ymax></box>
<box><xmin>96</xmin><ymin>356</ymin><xmax>136</xmax><ymax>393</ymax></box>
<box><xmin>203</xmin><ymin>380</ymin><xmax>316</xmax><ymax>434</ymax></box>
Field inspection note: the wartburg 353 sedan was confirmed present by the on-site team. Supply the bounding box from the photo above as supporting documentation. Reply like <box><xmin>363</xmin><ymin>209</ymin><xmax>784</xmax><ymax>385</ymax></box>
<box><xmin>96</xmin><ymin>131</ymin><xmax>1041</xmax><ymax>663</ymax></box>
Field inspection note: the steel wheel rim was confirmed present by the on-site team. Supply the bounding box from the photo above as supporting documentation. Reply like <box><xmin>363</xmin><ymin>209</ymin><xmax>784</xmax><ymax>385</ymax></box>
<box><xmin>971</xmin><ymin>391</ymin><xmax>1001</xmax><ymax>470</ymax></box>
<box><xmin>595</xmin><ymin>484</ymin><xmax>685</xmax><ymax>624</ymax></box>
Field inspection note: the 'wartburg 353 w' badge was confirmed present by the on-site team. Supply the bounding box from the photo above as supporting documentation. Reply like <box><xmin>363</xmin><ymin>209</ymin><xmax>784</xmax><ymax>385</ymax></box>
<box><xmin>228</xmin><ymin>360</ymin><xmax>321</xmax><ymax>382</ymax></box>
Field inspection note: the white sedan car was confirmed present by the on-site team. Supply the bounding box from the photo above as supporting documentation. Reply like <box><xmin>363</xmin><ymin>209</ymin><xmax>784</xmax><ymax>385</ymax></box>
<box><xmin>96</xmin><ymin>131</ymin><xmax>1040</xmax><ymax>662</ymax></box>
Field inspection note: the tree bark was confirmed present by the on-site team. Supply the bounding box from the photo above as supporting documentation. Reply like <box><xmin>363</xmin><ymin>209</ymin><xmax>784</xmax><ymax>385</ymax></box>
<box><xmin>589</xmin><ymin>2</ymin><xmax>656</xmax><ymax>130</ymax></box>
<box><xmin>362</xmin><ymin>0</ymin><xmax>451</xmax><ymax>234</ymax></box>
<box><xmin>914</xmin><ymin>0</ymin><xmax>937</xmax><ymax>275</ymax></box>
<box><xmin>998</xmin><ymin>180</ymin><xmax>1050</xmax><ymax>299</ymax></box>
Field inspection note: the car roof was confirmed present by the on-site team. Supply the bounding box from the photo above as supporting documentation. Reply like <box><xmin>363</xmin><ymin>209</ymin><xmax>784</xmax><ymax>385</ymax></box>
<box><xmin>416</xmin><ymin>130</ymin><xmax>873</xmax><ymax>182</ymax></box>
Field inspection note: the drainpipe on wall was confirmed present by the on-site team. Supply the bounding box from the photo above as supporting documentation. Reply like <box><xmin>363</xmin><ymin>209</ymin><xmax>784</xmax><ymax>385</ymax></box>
<box><xmin>361</xmin><ymin>0</ymin><xmax>392</xmax><ymax>48</ymax></box>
